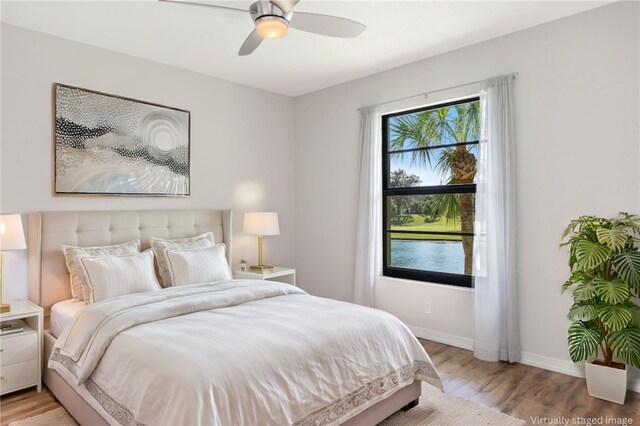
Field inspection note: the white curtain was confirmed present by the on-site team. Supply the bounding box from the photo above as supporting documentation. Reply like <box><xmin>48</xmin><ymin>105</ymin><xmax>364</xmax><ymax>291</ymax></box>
<box><xmin>473</xmin><ymin>75</ymin><xmax>520</xmax><ymax>362</ymax></box>
<box><xmin>354</xmin><ymin>106</ymin><xmax>382</xmax><ymax>307</ymax></box>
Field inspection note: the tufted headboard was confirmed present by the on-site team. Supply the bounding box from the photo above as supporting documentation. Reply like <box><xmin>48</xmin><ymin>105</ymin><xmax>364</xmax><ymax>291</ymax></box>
<box><xmin>28</xmin><ymin>209</ymin><xmax>232</xmax><ymax>313</ymax></box>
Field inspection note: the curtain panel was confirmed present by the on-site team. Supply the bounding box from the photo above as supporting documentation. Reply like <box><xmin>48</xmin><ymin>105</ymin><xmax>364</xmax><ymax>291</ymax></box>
<box><xmin>354</xmin><ymin>106</ymin><xmax>382</xmax><ymax>307</ymax></box>
<box><xmin>473</xmin><ymin>75</ymin><xmax>520</xmax><ymax>362</ymax></box>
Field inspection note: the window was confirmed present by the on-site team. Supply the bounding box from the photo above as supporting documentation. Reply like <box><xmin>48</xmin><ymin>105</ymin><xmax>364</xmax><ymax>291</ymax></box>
<box><xmin>382</xmin><ymin>98</ymin><xmax>480</xmax><ymax>287</ymax></box>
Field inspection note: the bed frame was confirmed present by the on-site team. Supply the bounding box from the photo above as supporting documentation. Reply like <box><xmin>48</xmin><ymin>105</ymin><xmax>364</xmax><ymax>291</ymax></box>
<box><xmin>28</xmin><ymin>209</ymin><xmax>420</xmax><ymax>425</ymax></box>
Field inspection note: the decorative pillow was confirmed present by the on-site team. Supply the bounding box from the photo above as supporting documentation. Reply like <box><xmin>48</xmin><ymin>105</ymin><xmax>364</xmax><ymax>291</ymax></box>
<box><xmin>165</xmin><ymin>244</ymin><xmax>232</xmax><ymax>287</ymax></box>
<box><xmin>62</xmin><ymin>240</ymin><xmax>140</xmax><ymax>303</ymax></box>
<box><xmin>151</xmin><ymin>232</ymin><xmax>215</xmax><ymax>287</ymax></box>
<box><xmin>79</xmin><ymin>250</ymin><xmax>161</xmax><ymax>303</ymax></box>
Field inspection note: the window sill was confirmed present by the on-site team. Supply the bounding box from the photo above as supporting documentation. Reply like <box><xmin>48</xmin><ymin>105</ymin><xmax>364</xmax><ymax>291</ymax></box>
<box><xmin>376</xmin><ymin>275</ymin><xmax>475</xmax><ymax>292</ymax></box>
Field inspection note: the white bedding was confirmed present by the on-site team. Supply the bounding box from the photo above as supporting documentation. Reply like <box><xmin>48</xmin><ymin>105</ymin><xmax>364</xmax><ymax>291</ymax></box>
<box><xmin>50</xmin><ymin>280</ymin><xmax>441</xmax><ymax>426</ymax></box>
<box><xmin>49</xmin><ymin>299</ymin><xmax>86</xmax><ymax>338</ymax></box>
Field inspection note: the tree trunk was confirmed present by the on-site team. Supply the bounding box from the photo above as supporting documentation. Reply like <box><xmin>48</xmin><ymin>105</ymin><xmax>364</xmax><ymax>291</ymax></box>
<box><xmin>450</xmin><ymin>147</ymin><xmax>477</xmax><ymax>276</ymax></box>
<box><xmin>604</xmin><ymin>344</ymin><xmax>614</xmax><ymax>367</ymax></box>
<box><xmin>460</xmin><ymin>194</ymin><xmax>475</xmax><ymax>275</ymax></box>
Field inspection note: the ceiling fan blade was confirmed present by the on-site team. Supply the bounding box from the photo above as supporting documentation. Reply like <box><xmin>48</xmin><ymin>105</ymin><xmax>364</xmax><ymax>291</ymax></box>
<box><xmin>289</xmin><ymin>12</ymin><xmax>366</xmax><ymax>38</ymax></box>
<box><xmin>159</xmin><ymin>0</ymin><xmax>247</xmax><ymax>14</ymax></box>
<box><xmin>238</xmin><ymin>30</ymin><xmax>263</xmax><ymax>56</ymax></box>
<box><xmin>269</xmin><ymin>0</ymin><xmax>300</xmax><ymax>14</ymax></box>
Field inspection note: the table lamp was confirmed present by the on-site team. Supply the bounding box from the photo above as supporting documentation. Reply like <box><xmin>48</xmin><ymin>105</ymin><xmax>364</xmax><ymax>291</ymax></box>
<box><xmin>243</xmin><ymin>212</ymin><xmax>280</xmax><ymax>273</ymax></box>
<box><xmin>0</xmin><ymin>214</ymin><xmax>27</xmax><ymax>313</ymax></box>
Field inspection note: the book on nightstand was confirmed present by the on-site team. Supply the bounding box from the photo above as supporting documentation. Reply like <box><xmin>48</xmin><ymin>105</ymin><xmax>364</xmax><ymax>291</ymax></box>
<box><xmin>0</xmin><ymin>319</ymin><xmax>25</xmax><ymax>336</ymax></box>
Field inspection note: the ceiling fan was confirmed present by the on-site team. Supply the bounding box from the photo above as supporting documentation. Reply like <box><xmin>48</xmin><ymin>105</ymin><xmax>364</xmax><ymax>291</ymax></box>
<box><xmin>159</xmin><ymin>0</ymin><xmax>366</xmax><ymax>56</ymax></box>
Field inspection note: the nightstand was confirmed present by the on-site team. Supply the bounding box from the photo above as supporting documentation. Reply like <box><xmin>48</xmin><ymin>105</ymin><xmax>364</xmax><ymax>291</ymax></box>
<box><xmin>0</xmin><ymin>300</ymin><xmax>43</xmax><ymax>395</ymax></box>
<box><xmin>235</xmin><ymin>267</ymin><xmax>296</xmax><ymax>286</ymax></box>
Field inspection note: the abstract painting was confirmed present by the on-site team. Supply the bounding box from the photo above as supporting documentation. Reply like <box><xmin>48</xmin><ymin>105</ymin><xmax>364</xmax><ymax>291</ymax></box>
<box><xmin>54</xmin><ymin>84</ymin><xmax>190</xmax><ymax>196</ymax></box>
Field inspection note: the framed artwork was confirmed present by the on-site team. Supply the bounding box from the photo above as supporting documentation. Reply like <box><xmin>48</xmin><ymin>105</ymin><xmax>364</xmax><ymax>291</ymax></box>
<box><xmin>54</xmin><ymin>83</ymin><xmax>190</xmax><ymax>196</ymax></box>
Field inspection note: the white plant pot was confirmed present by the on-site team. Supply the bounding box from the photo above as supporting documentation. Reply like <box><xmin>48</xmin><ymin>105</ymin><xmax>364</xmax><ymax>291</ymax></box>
<box><xmin>585</xmin><ymin>361</ymin><xmax>627</xmax><ymax>404</ymax></box>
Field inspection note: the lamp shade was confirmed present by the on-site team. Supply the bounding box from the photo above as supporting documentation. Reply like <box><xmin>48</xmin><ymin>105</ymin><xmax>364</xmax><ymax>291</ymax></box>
<box><xmin>243</xmin><ymin>212</ymin><xmax>280</xmax><ymax>236</ymax></box>
<box><xmin>0</xmin><ymin>214</ymin><xmax>26</xmax><ymax>251</ymax></box>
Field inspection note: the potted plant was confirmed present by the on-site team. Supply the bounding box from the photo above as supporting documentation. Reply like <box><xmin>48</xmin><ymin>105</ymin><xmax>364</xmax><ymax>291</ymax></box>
<box><xmin>239</xmin><ymin>259</ymin><xmax>248</xmax><ymax>272</ymax></box>
<box><xmin>561</xmin><ymin>213</ymin><xmax>640</xmax><ymax>404</ymax></box>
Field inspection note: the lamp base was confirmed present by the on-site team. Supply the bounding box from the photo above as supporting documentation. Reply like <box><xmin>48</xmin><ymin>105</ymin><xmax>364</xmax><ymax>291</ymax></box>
<box><xmin>0</xmin><ymin>303</ymin><xmax>10</xmax><ymax>313</ymax></box>
<box><xmin>249</xmin><ymin>264</ymin><xmax>274</xmax><ymax>273</ymax></box>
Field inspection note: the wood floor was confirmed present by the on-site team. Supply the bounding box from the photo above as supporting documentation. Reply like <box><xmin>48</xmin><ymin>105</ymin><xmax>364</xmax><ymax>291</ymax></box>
<box><xmin>1</xmin><ymin>339</ymin><xmax>638</xmax><ymax>425</ymax></box>
<box><xmin>420</xmin><ymin>340</ymin><xmax>640</xmax><ymax>423</ymax></box>
<box><xmin>0</xmin><ymin>386</ymin><xmax>60</xmax><ymax>426</ymax></box>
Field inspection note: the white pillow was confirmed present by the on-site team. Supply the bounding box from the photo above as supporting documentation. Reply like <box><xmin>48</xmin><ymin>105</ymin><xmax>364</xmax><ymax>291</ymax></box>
<box><xmin>151</xmin><ymin>232</ymin><xmax>215</xmax><ymax>287</ymax></box>
<box><xmin>166</xmin><ymin>244</ymin><xmax>232</xmax><ymax>286</ymax></box>
<box><xmin>80</xmin><ymin>250</ymin><xmax>161</xmax><ymax>303</ymax></box>
<box><xmin>62</xmin><ymin>240</ymin><xmax>141</xmax><ymax>303</ymax></box>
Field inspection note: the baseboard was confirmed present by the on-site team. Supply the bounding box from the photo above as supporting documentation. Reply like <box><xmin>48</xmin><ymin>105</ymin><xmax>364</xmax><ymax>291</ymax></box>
<box><xmin>518</xmin><ymin>351</ymin><xmax>584</xmax><ymax>378</ymax></box>
<box><xmin>407</xmin><ymin>325</ymin><xmax>474</xmax><ymax>351</ymax></box>
<box><xmin>407</xmin><ymin>324</ymin><xmax>640</xmax><ymax>393</ymax></box>
<box><xmin>519</xmin><ymin>351</ymin><xmax>640</xmax><ymax>393</ymax></box>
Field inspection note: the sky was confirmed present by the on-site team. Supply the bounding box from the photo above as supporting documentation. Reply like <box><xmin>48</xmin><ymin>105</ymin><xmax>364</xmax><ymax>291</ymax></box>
<box><xmin>391</xmin><ymin>150</ymin><xmax>449</xmax><ymax>186</ymax></box>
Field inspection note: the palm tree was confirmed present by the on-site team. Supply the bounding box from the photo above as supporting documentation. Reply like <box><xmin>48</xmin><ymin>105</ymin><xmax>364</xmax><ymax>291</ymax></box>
<box><xmin>390</xmin><ymin>102</ymin><xmax>480</xmax><ymax>275</ymax></box>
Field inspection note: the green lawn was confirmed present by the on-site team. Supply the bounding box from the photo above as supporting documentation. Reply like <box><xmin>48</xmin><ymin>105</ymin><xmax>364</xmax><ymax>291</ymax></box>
<box><xmin>390</xmin><ymin>214</ymin><xmax>462</xmax><ymax>241</ymax></box>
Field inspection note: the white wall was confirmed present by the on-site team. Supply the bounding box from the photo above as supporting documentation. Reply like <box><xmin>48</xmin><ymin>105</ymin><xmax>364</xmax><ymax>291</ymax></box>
<box><xmin>294</xmin><ymin>1</ymin><xmax>640</xmax><ymax>385</ymax></box>
<box><xmin>0</xmin><ymin>24</ymin><xmax>296</xmax><ymax>301</ymax></box>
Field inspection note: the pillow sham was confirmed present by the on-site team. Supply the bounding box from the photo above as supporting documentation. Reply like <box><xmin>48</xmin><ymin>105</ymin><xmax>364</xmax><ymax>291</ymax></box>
<box><xmin>151</xmin><ymin>232</ymin><xmax>215</xmax><ymax>287</ymax></box>
<box><xmin>79</xmin><ymin>250</ymin><xmax>161</xmax><ymax>303</ymax></box>
<box><xmin>62</xmin><ymin>240</ymin><xmax>141</xmax><ymax>303</ymax></box>
<box><xmin>165</xmin><ymin>244</ymin><xmax>232</xmax><ymax>287</ymax></box>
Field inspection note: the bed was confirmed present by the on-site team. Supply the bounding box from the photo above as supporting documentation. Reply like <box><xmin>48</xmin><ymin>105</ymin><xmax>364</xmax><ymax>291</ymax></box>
<box><xmin>28</xmin><ymin>209</ymin><xmax>441</xmax><ymax>426</ymax></box>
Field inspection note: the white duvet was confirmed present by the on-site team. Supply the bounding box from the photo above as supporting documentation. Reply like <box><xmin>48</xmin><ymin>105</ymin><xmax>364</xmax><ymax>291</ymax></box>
<box><xmin>50</xmin><ymin>280</ymin><xmax>441</xmax><ymax>426</ymax></box>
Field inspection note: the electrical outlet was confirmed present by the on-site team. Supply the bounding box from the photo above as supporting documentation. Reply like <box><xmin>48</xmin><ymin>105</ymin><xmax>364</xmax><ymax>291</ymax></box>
<box><xmin>424</xmin><ymin>301</ymin><xmax>431</xmax><ymax>314</ymax></box>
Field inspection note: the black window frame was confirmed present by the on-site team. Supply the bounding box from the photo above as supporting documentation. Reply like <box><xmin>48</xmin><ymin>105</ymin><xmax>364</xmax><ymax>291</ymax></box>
<box><xmin>382</xmin><ymin>97</ymin><xmax>480</xmax><ymax>288</ymax></box>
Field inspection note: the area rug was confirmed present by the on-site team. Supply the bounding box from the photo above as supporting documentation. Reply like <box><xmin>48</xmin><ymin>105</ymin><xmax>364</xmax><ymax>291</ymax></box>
<box><xmin>380</xmin><ymin>383</ymin><xmax>525</xmax><ymax>426</ymax></box>
<box><xmin>9</xmin><ymin>407</ymin><xmax>77</xmax><ymax>426</ymax></box>
<box><xmin>10</xmin><ymin>385</ymin><xmax>524</xmax><ymax>426</ymax></box>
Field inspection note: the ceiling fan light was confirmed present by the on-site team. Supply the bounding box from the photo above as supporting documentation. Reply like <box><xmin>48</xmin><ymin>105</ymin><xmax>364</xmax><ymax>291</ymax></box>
<box><xmin>255</xmin><ymin>16</ymin><xmax>288</xmax><ymax>39</ymax></box>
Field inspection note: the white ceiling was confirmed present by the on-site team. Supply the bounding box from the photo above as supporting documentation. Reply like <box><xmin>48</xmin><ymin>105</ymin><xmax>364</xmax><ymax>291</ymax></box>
<box><xmin>1</xmin><ymin>0</ymin><xmax>610</xmax><ymax>97</ymax></box>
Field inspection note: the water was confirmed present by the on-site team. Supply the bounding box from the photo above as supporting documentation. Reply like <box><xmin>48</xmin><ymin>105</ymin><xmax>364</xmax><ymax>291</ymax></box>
<box><xmin>391</xmin><ymin>240</ymin><xmax>464</xmax><ymax>275</ymax></box>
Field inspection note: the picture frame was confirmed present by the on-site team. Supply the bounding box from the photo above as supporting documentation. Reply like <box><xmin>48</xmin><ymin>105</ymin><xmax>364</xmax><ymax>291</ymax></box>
<box><xmin>53</xmin><ymin>83</ymin><xmax>191</xmax><ymax>196</ymax></box>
